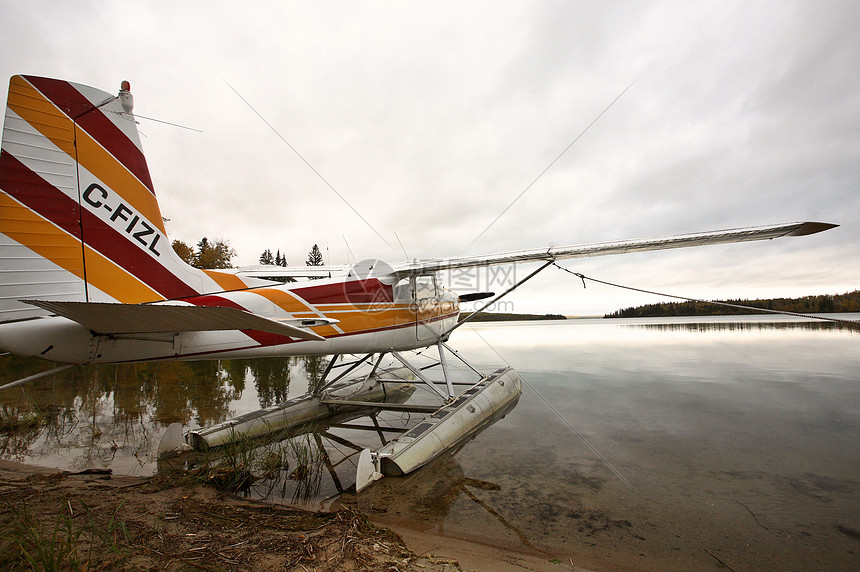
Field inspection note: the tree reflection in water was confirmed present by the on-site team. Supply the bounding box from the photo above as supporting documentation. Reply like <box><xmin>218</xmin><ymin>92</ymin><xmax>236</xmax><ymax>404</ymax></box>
<box><xmin>0</xmin><ymin>354</ymin><xmax>324</xmax><ymax>474</ymax></box>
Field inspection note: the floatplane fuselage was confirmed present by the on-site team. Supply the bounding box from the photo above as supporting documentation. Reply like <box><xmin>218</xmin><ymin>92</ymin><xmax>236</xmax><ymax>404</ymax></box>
<box><xmin>0</xmin><ymin>274</ymin><xmax>461</xmax><ymax>364</ymax></box>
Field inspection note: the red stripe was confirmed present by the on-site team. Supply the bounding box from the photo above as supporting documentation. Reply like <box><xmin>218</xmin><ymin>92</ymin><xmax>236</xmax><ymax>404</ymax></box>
<box><xmin>24</xmin><ymin>76</ymin><xmax>156</xmax><ymax>195</ymax></box>
<box><xmin>186</xmin><ymin>294</ymin><xmax>293</xmax><ymax>346</ymax></box>
<box><xmin>292</xmin><ymin>279</ymin><xmax>394</xmax><ymax>305</ymax></box>
<box><xmin>0</xmin><ymin>149</ymin><xmax>81</xmax><ymax>238</ymax></box>
<box><xmin>1</xmin><ymin>152</ymin><xmax>196</xmax><ymax>300</ymax></box>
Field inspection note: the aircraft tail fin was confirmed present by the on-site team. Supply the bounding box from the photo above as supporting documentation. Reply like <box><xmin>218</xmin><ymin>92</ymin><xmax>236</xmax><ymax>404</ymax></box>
<box><xmin>0</xmin><ymin>75</ymin><xmax>263</xmax><ymax>322</ymax></box>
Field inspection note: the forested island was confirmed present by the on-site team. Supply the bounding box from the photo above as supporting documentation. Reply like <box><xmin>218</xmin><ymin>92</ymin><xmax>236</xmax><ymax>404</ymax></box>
<box><xmin>459</xmin><ymin>312</ymin><xmax>567</xmax><ymax>322</ymax></box>
<box><xmin>604</xmin><ymin>291</ymin><xmax>860</xmax><ymax>318</ymax></box>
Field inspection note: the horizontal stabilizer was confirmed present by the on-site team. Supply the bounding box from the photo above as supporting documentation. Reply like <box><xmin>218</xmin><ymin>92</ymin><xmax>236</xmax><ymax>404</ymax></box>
<box><xmin>23</xmin><ymin>300</ymin><xmax>325</xmax><ymax>341</ymax></box>
<box><xmin>233</xmin><ymin>265</ymin><xmax>348</xmax><ymax>280</ymax></box>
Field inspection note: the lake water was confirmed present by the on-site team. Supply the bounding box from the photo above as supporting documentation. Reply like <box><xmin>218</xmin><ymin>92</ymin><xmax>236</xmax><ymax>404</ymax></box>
<box><xmin>2</xmin><ymin>315</ymin><xmax>859</xmax><ymax>570</ymax></box>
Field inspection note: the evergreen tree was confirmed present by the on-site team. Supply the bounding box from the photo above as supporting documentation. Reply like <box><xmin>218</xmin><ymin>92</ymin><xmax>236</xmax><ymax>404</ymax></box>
<box><xmin>306</xmin><ymin>244</ymin><xmax>324</xmax><ymax>266</ymax></box>
<box><xmin>259</xmin><ymin>248</ymin><xmax>274</xmax><ymax>265</ymax></box>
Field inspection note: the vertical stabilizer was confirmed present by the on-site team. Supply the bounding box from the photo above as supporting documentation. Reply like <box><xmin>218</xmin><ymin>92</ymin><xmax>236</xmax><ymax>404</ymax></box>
<box><xmin>0</xmin><ymin>75</ymin><xmax>263</xmax><ymax>322</ymax></box>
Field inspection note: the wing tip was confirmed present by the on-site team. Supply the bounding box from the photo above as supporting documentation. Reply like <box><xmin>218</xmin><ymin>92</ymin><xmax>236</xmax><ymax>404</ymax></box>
<box><xmin>788</xmin><ymin>222</ymin><xmax>839</xmax><ymax>237</ymax></box>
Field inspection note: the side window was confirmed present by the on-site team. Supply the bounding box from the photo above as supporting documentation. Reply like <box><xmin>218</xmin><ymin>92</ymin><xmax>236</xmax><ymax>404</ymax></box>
<box><xmin>394</xmin><ymin>278</ymin><xmax>412</xmax><ymax>301</ymax></box>
<box><xmin>414</xmin><ymin>275</ymin><xmax>437</xmax><ymax>299</ymax></box>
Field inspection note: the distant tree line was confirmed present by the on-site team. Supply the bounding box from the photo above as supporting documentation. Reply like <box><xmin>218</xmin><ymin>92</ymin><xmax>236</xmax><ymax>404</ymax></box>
<box><xmin>460</xmin><ymin>312</ymin><xmax>567</xmax><ymax>322</ymax></box>
<box><xmin>604</xmin><ymin>291</ymin><xmax>860</xmax><ymax>318</ymax></box>
<box><xmin>255</xmin><ymin>244</ymin><xmax>325</xmax><ymax>281</ymax></box>
<box><xmin>170</xmin><ymin>239</ymin><xmax>325</xmax><ymax>273</ymax></box>
<box><xmin>257</xmin><ymin>244</ymin><xmax>324</xmax><ymax>268</ymax></box>
<box><xmin>258</xmin><ymin>249</ymin><xmax>288</xmax><ymax>266</ymax></box>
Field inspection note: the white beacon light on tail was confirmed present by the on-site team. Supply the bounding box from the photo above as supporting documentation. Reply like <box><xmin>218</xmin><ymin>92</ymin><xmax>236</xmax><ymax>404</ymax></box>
<box><xmin>119</xmin><ymin>80</ymin><xmax>133</xmax><ymax>113</ymax></box>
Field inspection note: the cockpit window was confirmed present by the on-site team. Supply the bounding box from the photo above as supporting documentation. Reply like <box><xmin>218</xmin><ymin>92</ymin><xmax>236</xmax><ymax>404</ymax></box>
<box><xmin>414</xmin><ymin>275</ymin><xmax>437</xmax><ymax>299</ymax></box>
<box><xmin>394</xmin><ymin>278</ymin><xmax>412</xmax><ymax>301</ymax></box>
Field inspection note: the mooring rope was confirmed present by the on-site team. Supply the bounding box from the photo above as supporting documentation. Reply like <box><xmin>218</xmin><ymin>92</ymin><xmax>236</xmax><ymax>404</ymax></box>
<box><xmin>552</xmin><ymin>262</ymin><xmax>860</xmax><ymax>328</ymax></box>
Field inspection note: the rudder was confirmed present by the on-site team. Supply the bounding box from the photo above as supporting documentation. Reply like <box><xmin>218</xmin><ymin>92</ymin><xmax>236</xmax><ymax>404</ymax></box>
<box><xmin>0</xmin><ymin>75</ymin><xmax>257</xmax><ymax>323</ymax></box>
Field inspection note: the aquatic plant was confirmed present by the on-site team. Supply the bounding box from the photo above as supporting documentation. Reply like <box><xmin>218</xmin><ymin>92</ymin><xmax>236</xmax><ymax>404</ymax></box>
<box><xmin>0</xmin><ymin>404</ymin><xmax>45</xmax><ymax>433</ymax></box>
<box><xmin>288</xmin><ymin>433</ymin><xmax>323</xmax><ymax>480</ymax></box>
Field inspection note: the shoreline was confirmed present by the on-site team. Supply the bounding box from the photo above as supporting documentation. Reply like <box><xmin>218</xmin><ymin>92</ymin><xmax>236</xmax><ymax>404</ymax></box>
<box><xmin>0</xmin><ymin>459</ymin><xmax>588</xmax><ymax>571</ymax></box>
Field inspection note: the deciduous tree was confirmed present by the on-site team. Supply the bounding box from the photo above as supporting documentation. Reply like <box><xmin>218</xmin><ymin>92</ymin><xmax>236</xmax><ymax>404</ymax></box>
<box><xmin>193</xmin><ymin>237</ymin><xmax>236</xmax><ymax>269</ymax></box>
<box><xmin>171</xmin><ymin>240</ymin><xmax>195</xmax><ymax>265</ymax></box>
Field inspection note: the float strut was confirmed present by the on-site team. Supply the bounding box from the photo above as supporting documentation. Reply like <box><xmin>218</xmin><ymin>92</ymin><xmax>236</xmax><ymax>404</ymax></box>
<box><xmin>437</xmin><ymin>341</ymin><xmax>455</xmax><ymax>398</ymax></box>
<box><xmin>316</xmin><ymin>353</ymin><xmax>375</xmax><ymax>394</ymax></box>
<box><xmin>441</xmin><ymin>341</ymin><xmax>483</xmax><ymax>377</ymax></box>
<box><xmin>391</xmin><ymin>351</ymin><xmax>449</xmax><ymax>401</ymax></box>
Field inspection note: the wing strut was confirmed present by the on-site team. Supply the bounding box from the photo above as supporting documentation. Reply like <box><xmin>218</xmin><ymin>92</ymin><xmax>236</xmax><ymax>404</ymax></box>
<box><xmin>444</xmin><ymin>260</ymin><xmax>555</xmax><ymax>337</ymax></box>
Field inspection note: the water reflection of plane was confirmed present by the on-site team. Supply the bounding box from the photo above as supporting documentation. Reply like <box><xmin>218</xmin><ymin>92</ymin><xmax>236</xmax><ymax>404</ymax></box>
<box><xmin>330</xmin><ymin>439</ymin><xmax>547</xmax><ymax>553</ymax></box>
<box><xmin>196</xmin><ymin>396</ymin><xmax>545</xmax><ymax>552</ymax></box>
<box><xmin>157</xmin><ymin>382</ymin><xmax>420</xmax><ymax>500</ymax></box>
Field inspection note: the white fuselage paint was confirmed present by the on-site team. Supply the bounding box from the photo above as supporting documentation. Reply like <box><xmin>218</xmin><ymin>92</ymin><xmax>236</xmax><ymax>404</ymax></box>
<box><xmin>0</xmin><ymin>289</ymin><xmax>461</xmax><ymax>364</ymax></box>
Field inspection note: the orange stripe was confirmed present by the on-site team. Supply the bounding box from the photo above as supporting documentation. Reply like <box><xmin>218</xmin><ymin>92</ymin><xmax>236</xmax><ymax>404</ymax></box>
<box><xmin>8</xmin><ymin>77</ymin><xmax>167</xmax><ymax>235</ymax></box>
<box><xmin>248</xmin><ymin>289</ymin><xmax>451</xmax><ymax>335</ymax></box>
<box><xmin>7</xmin><ymin>76</ymin><xmax>75</xmax><ymax>156</ymax></box>
<box><xmin>259</xmin><ymin>288</ymin><xmax>348</xmax><ymax>336</ymax></box>
<box><xmin>203</xmin><ymin>270</ymin><xmax>248</xmax><ymax>292</ymax></box>
<box><xmin>83</xmin><ymin>246</ymin><xmax>164</xmax><ymax>303</ymax></box>
<box><xmin>252</xmin><ymin>288</ymin><xmax>315</xmax><ymax>313</ymax></box>
<box><xmin>308</xmin><ymin>324</ymin><xmax>341</xmax><ymax>337</ymax></box>
<box><xmin>0</xmin><ymin>191</ymin><xmax>83</xmax><ymax>276</ymax></box>
<box><xmin>329</xmin><ymin>307</ymin><xmax>400</xmax><ymax>333</ymax></box>
<box><xmin>0</xmin><ymin>192</ymin><xmax>162</xmax><ymax>303</ymax></box>
<box><xmin>245</xmin><ymin>294</ymin><xmax>434</xmax><ymax>331</ymax></box>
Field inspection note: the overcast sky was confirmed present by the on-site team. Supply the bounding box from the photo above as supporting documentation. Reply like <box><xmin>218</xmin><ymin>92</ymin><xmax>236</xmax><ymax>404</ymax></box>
<box><xmin>2</xmin><ymin>1</ymin><xmax>858</xmax><ymax>315</ymax></box>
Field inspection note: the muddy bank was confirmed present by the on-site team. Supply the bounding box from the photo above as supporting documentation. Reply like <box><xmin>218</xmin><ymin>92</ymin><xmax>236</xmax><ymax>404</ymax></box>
<box><xmin>0</xmin><ymin>461</ymin><xmax>466</xmax><ymax>571</ymax></box>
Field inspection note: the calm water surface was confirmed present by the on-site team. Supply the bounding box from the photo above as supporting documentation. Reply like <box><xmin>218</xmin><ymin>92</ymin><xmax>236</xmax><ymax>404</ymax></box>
<box><xmin>2</xmin><ymin>314</ymin><xmax>858</xmax><ymax>570</ymax></box>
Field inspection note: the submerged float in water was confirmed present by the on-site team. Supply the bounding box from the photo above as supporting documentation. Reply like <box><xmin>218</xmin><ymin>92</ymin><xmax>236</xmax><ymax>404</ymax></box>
<box><xmin>356</xmin><ymin>367</ymin><xmax>521</xmax><ymax>490</ymax></box>
<box><xmin>158</xmin><ymin>355</ymin><xmax>522</xmax><ymax>491</ymax></box>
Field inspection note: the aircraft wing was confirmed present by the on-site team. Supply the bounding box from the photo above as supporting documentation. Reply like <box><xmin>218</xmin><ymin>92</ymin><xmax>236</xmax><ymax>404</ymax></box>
<box><xmin>390</xmin><ymin>221</ymin><xmax>837</xmax><ymax>276</ymax></box>
<box><xmin>24</xmin><ymin>300</ymin><xmax>326</xmax><ymax>341</ymax></box>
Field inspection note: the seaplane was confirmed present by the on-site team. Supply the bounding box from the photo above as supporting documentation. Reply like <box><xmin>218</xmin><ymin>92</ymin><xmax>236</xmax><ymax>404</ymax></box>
<box><xmin>0</xmin><ymin>75</ymin><xmax>837</xmax><ymax>491</ymax></box>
